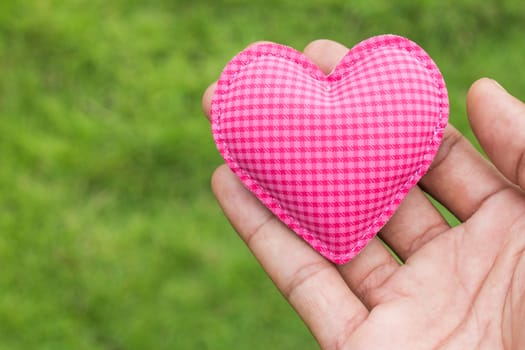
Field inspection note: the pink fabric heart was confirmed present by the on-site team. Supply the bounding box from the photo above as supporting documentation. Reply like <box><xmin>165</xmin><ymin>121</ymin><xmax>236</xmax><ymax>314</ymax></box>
<box><xmin>211</xmin><ymin>35</ymin><xmax>449</xmax><ymax>264</ymax></box>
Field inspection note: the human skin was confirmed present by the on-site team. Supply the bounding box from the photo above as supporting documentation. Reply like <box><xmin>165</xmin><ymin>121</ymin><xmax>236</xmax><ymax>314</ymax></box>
<box><xmin>202</xmin><ymin>39</ymin><xmax>525</xmax><ymax>349</ymax></box>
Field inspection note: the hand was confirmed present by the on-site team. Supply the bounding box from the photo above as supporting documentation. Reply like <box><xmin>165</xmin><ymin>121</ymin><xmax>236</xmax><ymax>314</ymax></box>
<box><xmin>202</xmin><ymin>40</ymin><xmax>525</xmax><ymax>349</ymax></box>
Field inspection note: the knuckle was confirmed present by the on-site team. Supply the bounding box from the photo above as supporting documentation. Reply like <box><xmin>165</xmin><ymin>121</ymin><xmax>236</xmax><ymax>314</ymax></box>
<box><xmin>282</xmin><ymin>259</ymin><xmax>331</xmax><ymax>300</ymax></box>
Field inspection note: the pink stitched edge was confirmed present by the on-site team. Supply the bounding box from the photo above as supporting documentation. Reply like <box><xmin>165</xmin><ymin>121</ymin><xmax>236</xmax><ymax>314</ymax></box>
<box><xmin>211</xmin><ymin>34</ymin><xmax>449</xmax><ymax>264</ymax></box>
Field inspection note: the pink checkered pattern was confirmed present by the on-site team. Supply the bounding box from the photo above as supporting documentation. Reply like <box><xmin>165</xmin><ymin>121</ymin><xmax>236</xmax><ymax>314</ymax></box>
<box><xmin>211</xmin><ymin>35</ymin><xmax>449</xmax><ymax>264</ymax></box>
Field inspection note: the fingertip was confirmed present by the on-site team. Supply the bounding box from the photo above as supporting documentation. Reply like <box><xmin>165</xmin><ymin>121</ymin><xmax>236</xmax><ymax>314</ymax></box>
<box><xmin>466</xmin><ymin>77</ymin><xmax>524</xmax><ymax>148</ymax></box>
<box><xmin>211</xmin><ymin>163</ymin><xmax>269</xmax><ymax>216</ymax></box>
<box><xmin>303</xmin><ymin>39</ymin><xmax>349</xmax><ymax>75</ymax></box>
<box><xmin>202</xmin><ymin>81</ymin><xmax>217</xmax><ymax>121</ymax></box>
<box><xmin>211</xmin><ymin>164</ymin><xmax>231</xmax><ymax>199</ymax></box>
<box><xmin>468</xmin><ymin>77</ymin><xmax>506</xmax><ymax>95</ymax></box>
<box><xmin>465</xmin><ymin>77</ymin><xmax>525</xmax><ymax>187</ymax></box>
<box><xmin>466</xmin><ymin>78</ymin><xmax>504</xmax><ymax>118</ymax></box>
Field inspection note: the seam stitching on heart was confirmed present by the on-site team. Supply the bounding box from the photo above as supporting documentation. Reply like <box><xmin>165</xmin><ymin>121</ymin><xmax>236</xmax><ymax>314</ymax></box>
<box><xmin>213</xmin><ymin>36</ymin><xmax>448</xmax><ymax>263</ymax></box>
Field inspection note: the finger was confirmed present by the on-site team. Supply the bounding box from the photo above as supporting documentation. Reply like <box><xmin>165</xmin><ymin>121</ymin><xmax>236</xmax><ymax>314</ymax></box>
<box><xmin>303</xmin><ymin>39</ymin><xmax>349</xmax><ymax>74</ymax></box>
<box><xmin>211</xmin><ymin>165</ymin><xmax>368</xmax><ymax>348</ymax></box>
<box><xmin>337</xmin><ymin>238</ymin><xmax>399</xmax><ymax>309</ymax></box>
<box><xmin>302</xmin><ymin>39</ymin><xmax>403</xmax><ymax>308</ymax></box>
<box><xmin>419</xmin><ymin>123</ymin><xmax>509</xmax><ymax>221</ymax></box>
<box><xmin>467</xmin><ymin>78</ymin><xmax>525</xmax><ymax>190</ymax></box>
<box><xmin>379</xmin><ymin>186</ymin><xmax>450</xmax><ymax>261</ymax></box>
<box><xmin>202</xmin><ymin>81</ymin><xmax>216</xmax><ymax>121</ymax></box>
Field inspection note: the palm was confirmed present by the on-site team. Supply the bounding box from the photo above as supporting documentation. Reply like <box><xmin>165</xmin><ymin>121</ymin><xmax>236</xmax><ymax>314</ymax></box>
<box><xmin>203</xmin><ymin>40</ymin><xmax>525</xmax><ymax>349</ymax></box>
<box><xmin>353</xmin><ymin>199</ymin><xmax>525</xmax><ymax>349</ymax></box>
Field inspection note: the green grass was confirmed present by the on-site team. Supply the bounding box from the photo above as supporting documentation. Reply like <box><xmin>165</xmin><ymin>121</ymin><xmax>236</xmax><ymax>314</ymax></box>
<box><xmin>0</xmin><ymin>0</ymin><xmax>524</xmax><ymax>348</ymax></box>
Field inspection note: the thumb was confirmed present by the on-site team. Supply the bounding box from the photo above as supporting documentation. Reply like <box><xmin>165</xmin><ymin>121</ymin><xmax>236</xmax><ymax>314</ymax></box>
<box><xmin>467</xmin><ymin>78</ymin><xmax>525</xmax><ymax>189</ymax></box>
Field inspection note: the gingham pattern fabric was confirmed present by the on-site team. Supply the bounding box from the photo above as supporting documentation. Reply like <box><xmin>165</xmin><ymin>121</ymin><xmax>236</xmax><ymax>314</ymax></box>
<box><xmin>211</xmin><ymin>35</ymin><xmax>449</xmax><ymax>264</ymax></box>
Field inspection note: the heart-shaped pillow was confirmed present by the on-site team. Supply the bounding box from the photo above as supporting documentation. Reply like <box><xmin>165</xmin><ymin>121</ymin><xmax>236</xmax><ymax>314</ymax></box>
<box><xmin>211</xmin><ymin>35</ymin><xmax>448</xmax><ymax>264</ymax></box>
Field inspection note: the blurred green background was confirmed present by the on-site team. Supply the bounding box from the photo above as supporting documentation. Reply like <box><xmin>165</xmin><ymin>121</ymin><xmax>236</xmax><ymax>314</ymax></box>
<box><xmin>0</xmin><ymin>0</ymin><xmax>524</xmax><ymax>349</ymax></box>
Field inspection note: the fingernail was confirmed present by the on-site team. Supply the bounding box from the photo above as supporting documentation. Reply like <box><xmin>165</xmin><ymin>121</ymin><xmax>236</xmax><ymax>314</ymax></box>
<box><xmin>490</xmin><ymin>79</ymin><xmax>507</xmax><ymax>92</ymax></box>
